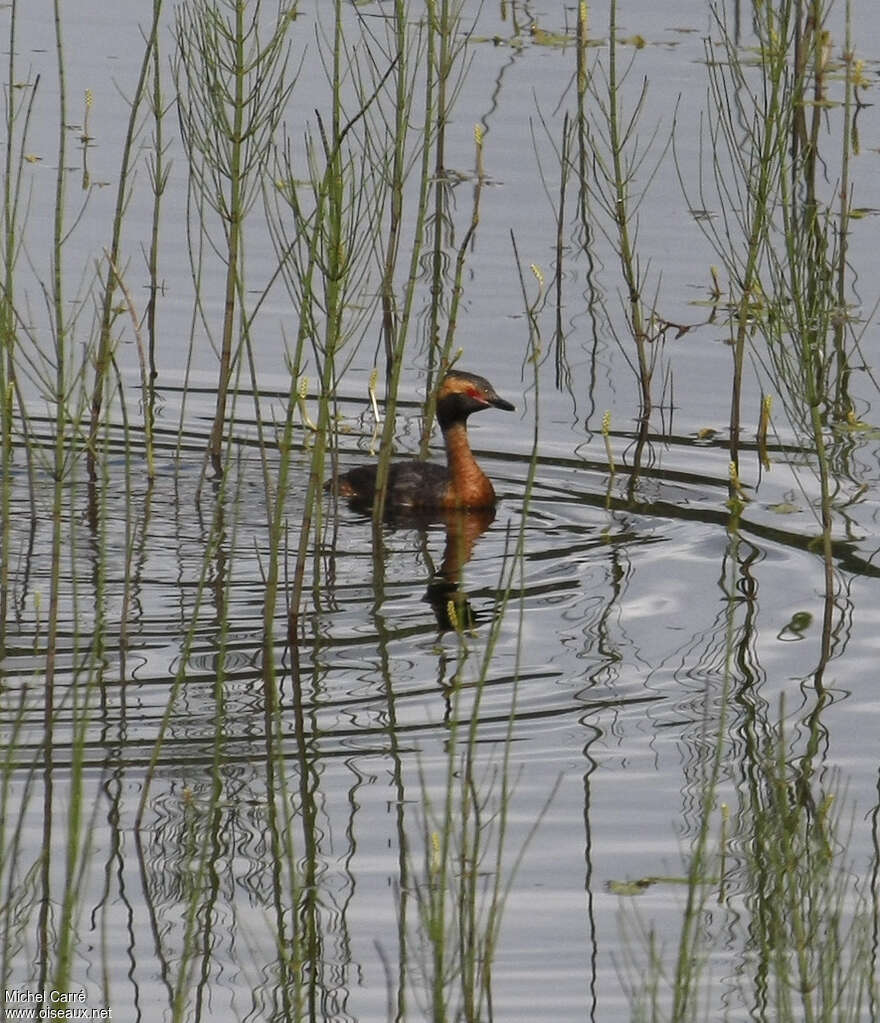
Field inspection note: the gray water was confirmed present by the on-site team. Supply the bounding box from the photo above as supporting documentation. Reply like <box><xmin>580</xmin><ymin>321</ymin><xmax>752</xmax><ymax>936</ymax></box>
<box><xmin>3</xmin><ymin>1</ymin><xmax>880</xmax><ymax>1020</ymax></box>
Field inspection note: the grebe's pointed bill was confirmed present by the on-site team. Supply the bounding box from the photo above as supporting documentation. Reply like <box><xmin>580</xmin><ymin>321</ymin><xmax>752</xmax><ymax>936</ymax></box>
<box><xmin>490</xmin><ymin>393</ymin><xmax>515</xmax><ymax>412</ymax></box>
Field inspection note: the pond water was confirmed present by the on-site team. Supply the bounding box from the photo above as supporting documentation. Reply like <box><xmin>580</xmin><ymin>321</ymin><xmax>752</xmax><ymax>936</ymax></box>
<box><xmin>3</xmin><ymin>0</ymin><xmax>880</xmax><ymax>1020</ymax></box>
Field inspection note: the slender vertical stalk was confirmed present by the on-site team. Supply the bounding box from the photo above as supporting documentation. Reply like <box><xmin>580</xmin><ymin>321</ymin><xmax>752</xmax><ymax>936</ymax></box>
<box><xmin>87</xmin><ymin>0</ymin><xmax>164</xmax><ymax>481</ymax></box>
<box><xmin>207</xmin><ymin>0</ymin><xmax>245</xmax><ymax>477</ymax></box>
<box><xmin>833</xmin><ymin>0</ymin><xmax>854</xmax><ymax>420</ymax></box>
<box><xmin>606</xmin><ymin>0</ymin><xmax>650</xmax><ymax>418</ymax></box>
<box><xmin>288</xmin><ymin>190</ymin><xmax>341</xmax><ymax>622</ymax></box>
<box><xmin>774</xmin><ymin>2</ymin><xmax>839</xmax><ymax>673</ymax></box>
<box><xmin>40</xmin><ymin>0</ymin><xmax>70</xmax><ymax>990</ymax></box>
<box><xmin>575</xmin><ymin>0</ymin><xmax>590</xmax><ymax>230</ymax></box>
<box><xmin>698</xmin><ymin>2</ymin><xmax>789</xmax><ymax>482</ymax></box>
<box><xmin>287</xmin><ymin>0</ymin><xmax>348</xmax><ymax>621</ymax></box>
<box><xmin>372</xmin><ymin>0</ymin><xmax>440</xmax><ymax>515</ymax></box>
<box><xmin>669</xmin><ymin>542</ymin><xmax>735</xmax><ymax>1020</ymax></box>
<box><xmin>175</xmin><ymin>0</ymin><xmax>293</xmax><ymax>479</ymax></box>
<box><xmin>419</xmin><ymin>123</ymin><xmax>485</xmax><ymax>454</ymax></box>
<box><xmin>146</xmin><ymin>1</ymin><xmax>168</xmax><ymax>437</ymax></box>
<box><xmin>426</xmin><ymin>0</ymin><xmax>452</xmax><ymax>370</ymax></box>
<box><xmin>696</xmin><ymin>1</ymin><xmax>845</xmax><ymax>677</ymax></box>
<box><xmin>0</xmin><ymin>0</ymin><xmax>39</xmax><ymax>653</ymax></box>
<box><xmin>0</xmin><ymin>0</ymin><xmax>17</xmax><ymax>659</ymax></box>
<box><xmin>378</xmin><ymin>0</ymin><xmax>409</xmax><ymax>390</ymax></box>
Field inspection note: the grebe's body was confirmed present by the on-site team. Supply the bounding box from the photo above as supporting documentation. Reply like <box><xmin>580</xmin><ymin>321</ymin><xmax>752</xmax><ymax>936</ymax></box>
<box><xmin>334</xmin><ymin>370</ymin><xmax>514</xmax><ymax>511</ymax></box>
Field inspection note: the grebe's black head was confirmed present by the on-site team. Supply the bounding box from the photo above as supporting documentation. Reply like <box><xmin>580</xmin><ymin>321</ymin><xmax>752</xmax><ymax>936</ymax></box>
<box><xmin>435</xmin><ymin>370</ymin><xmax>515</xmax><ymax>430</ymax></box>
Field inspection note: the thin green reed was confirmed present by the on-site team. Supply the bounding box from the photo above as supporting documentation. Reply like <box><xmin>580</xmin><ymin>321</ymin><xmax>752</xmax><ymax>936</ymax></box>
<box><xmin>420</xmin><ymin>0</ymin><xmax>477</xmax><ymax>405</ymax></box>
<box><xmin>604</xmin><ymin>0</ymin><xmax>650</xmax><ymax>418</ymax></box>
<box><xmin>421</xmin><ymin>123</ymin><xmax>486</xmax><ymax>434</ymax></box>
<box><xmin>736</xmin><ymin>698</ymin><xmax>874</xmax><ymax>1022</ymax></box>
<box><xmin>625</xmin><ymin>696</ymin><xmax>876</xmax><ymax>1021</ymax></box>
<box><xmin>700</xmin><ymin>0</ymin><xmax>859</xmax><ymax>665</ymax></box>
<box><xmin>254</xmin><ymin>132</ymin><xmax>321</xmax><ymax>1018</ymax></box>
<box><xmin>87</xmin><ymin>0</ymin><xmax>164</xmax><ymax>484</ymax></box>
<box><xmin>416</xmin><ymin>558</ymin><xmax>525</xmax><ymax>1021</ymax></box>
<box><xmin>580</xmin><ymin>0</ymin><xmax>669</xmax><ymax>429</ymax></box>
<box><xmin>574</xmin><ymin>1</ymin><xmax>591</xmax><ymax>232</ymax></box>
<box><xmin>0</xmin><ymin>0</ymin><xmax>40</xmax><ymax>655</ymax></box>
<box><xmin>423</xmin><ymin>0</ymin><xmax>465</xmax><ymax>367</ymax></box>
<box><xmin>270</xmin><ymin>1</ymin><xmax>407</xmax><ymax>626</ymax></box>
<box><xmin>358</xmin><ymin>535</ymin><xmax>414</xmax><ymax>1021</ymax></box>
<box><xmin>771</xmin><ymin>2</ymin><xmax>843</xmax><ymax>671</ymax></box>
<box><xmin>32</xmin><ymin>0</ymin><xmax>105</xmax><ymax>992</ymax></box>
<box><xmin>284</xmin><ymin>0</ymin><xmax>355</xmax><ymax>622</ymax></box>
<box><xmin>364</xmin><ymin>0</ymin><xmax>435</xmax><ymax>520</ymax></box>
<box><xmin>130</xmin><ymin>443</ymin><xmax>247</xmax><ymax>1020</ymax></box>
<box><xmin>266</xmin><ymin>0</ymin><xmax>393</xmax><ymax>957</ymax></box>
<box><xmin>411</xmin><ymin>248</ymin><xmax>544</xmax><ymax>1022</ymax></box>
<box><xmin>407</xmin><ymin>0</ymin><xmax>481</xmax><ymax>460</ymax></box>
<box><xmin>832</xmin><ymin>0</ymin><xmax>855</xmax><ymax>421</ymax></box>
<box><xmin>743</xmin><ymin>732</ymin><xmax>872</xmax><ymax>1021</ymax></box>
<box><xmin>171</xmin><ymin>463</ymin><xmax>243</xmax><ymax>1023</ymax></box>
<box><xmin>571</xmin><ymin>0</ymin><xmax>672</xmax><ymax>483</ymax></box>
<box><xmin>459</xmin><ymin>246</ymin><xmax>547</xmax><ymax>1022</ymax></box>
<box><xmin>243</xmin><ymin>12</ymin><xmax>336</xmax><ymax>1003</ymax></box>
<box><xmin>54</xmin><ymin>420</ymin><xmax>113</xmax><ymax>998</ymax></box>
<box><xmin>174</xmin><ymin>0</ymin><xmax>293</xmax><ymax>478</ymax></box>
<box><xmin>374</xmin><ymin>0</ymin><xmax>417</xmax><ymax>384</ymax></box>
<box><xmin>39</xmin><ymin>0</ymin><xmax>70</xmax><ymax>992</ymax></box>
<box><xmin>662</xmin><ymin>535</ymin><xmax>737</xmax><ymax>1023</ymax></box>
<box><xmin>146</xmin><ymin>4</ymin><xmax>170</xmax><ymax>418</ymax></box>
<box><xmin>709</xmin><ymin>1</ymin><xmax>788</xmax><ymax>490</ymax></box>
<box><xmin>0</xmin><ymin>684</ymin><xmax>33</xmax><ymax>995</ymax></box>
<box><xmin>681</xmin><ymin>2</ymin><xmax>787</xmax><ymax>496</ymax></box>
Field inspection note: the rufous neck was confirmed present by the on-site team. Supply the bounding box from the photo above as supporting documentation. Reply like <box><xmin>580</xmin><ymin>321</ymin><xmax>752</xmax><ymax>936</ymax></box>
<box><xmin>442</xmin><ymin>420</ymin><xmax>495</xmax><ymax>506</ymax></box>
<box><xmin>443</xmin><ymin>420</ymin><xmax>473</xmax><ymax>465</ymax></box>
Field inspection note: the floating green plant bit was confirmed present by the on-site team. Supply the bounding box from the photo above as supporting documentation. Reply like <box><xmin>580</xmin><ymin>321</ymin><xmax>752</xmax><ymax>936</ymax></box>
<box><xmin>832</xmin><ymin>408</ymin><xmax>879</xmax><ymax>435</ymax></box>
<box><xmin>608</xmin><ymin>878</ymin><xmax>653</xmax><ymax>896</ymax></box>
<box><xmin>529</xmin><ymin>21</ymin><xmax>575</xmax><ymax>48</ymax></box>
<box><xmin>778</xmin><ymin>610</ymin><xmax>813</xmax><ymax>640</ymax></box>
<box><xmin>608</xmin><ymin>874</ymin><xmax>699</xmax><ymax>896</ymax></box>
<box><xmin>769</xmin><ymin>501</ymin><xmax>800</xmax><ymax>515</ymax></box>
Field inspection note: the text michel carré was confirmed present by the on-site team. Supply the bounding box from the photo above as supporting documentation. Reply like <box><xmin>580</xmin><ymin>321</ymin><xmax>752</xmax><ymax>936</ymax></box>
<box><xmin>5</xmin><ymin>989</ymin><xmax>86</xmax><ymax>1003</ymax></box>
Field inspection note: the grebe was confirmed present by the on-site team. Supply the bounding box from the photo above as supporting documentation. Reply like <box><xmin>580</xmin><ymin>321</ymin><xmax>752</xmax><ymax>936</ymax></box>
<box><xmin>333</xmin><ymin>370</ymin><xmax>514</xmax><ymax>511</ymax></box>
